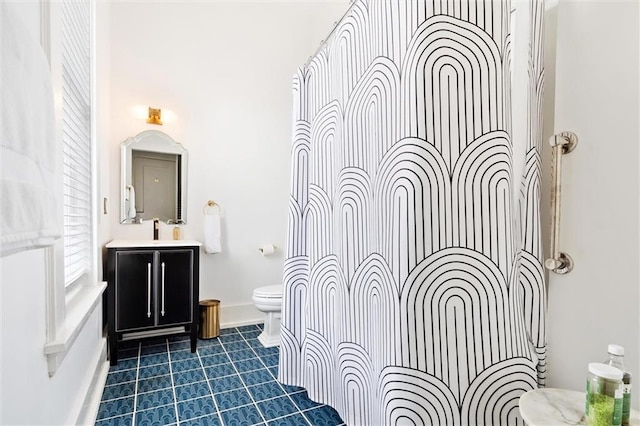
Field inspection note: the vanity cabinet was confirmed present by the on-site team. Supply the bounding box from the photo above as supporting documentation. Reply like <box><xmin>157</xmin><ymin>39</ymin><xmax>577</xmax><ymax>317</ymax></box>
<box><xmin>106</xmin><ymin>240</ymin><xmax>201</xmax><ymax>365</ymax></box>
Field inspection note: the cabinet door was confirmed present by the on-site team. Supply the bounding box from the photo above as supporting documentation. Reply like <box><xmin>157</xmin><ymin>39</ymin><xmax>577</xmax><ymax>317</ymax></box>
<box><xmin>157</xmin><ymin>250</ymin><xmax>193</xmax><ymax>326</ymax></box>
<box><xmin>115</xmin><ymin>251</ymin><xmax>156</xmax><ymax>331</ymax></box>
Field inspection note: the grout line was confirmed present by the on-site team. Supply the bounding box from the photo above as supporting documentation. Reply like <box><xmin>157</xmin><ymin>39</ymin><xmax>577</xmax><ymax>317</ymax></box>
<box><xmin>196</xmin><ymin>350</ymin><xmax>225</xmax><ymax>426</ymax></box>
<box><xmin>217</xmin><ymin>339</ymin><xmax>269</xmax><ymax>425</ymax></box>
<box><xmin>236</xmin><ymin>329</ymin><xmax>312</xmax><ymax>426</ymax></box>
<box><xmin>131</xmin><ymin>342</ymin><xmax>141</xmax><ymax>426</ymax></box>
<box><xmin>166</xmin><ymin>339</ymin><xmax>181</xmax><ymax>426</ymax></box>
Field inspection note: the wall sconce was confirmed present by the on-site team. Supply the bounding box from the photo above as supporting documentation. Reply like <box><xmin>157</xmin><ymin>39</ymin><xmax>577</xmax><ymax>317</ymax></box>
<box><xmin>146</xmin><ymin>107</ymin><xmax>163</xmax><ymax>125</ymax></box>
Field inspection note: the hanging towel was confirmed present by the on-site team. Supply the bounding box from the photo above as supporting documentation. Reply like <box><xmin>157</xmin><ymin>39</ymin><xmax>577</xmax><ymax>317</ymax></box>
<box><xmin>204</xmin><ymin>204</ymin><xmax>222</xmax><ymax>254</ymax></box>
<box><xmin>127</xmin><ymin>185</ymin><xmax>137</xmax><ymax>219</ymax></box>
<box><xmin>1</xmin><ymin>3</ymin><xmax>61</xmax><ymax>257</ymax></box>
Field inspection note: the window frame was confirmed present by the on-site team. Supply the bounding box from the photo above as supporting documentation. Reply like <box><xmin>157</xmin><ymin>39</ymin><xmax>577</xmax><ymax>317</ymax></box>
<box><xmin>41</xmin><ymin>0</ymin><xmax>105</xmax><ymax>377</ymax></box>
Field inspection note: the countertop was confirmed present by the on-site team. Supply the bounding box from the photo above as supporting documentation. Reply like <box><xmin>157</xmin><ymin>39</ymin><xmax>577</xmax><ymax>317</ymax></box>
<box><xmin>519</xmin><ymin>388</ymin><xmax>640</xmax><ymax>426</ymax></box>
<box><xmin>105</xmin><ymin>239</ymin><xmax>202</xmax><ymax>248</ymax></box>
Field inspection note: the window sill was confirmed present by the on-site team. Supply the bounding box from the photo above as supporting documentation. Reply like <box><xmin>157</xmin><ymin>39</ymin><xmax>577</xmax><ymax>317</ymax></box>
<box><xmin>43</xmin><ymin>282</ymin><xmax>106</xmax><ymax>376</ymax></box>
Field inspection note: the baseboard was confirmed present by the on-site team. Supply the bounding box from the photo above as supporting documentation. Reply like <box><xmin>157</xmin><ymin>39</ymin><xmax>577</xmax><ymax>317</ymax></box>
<box><xmin>76</xmin><ymin>338</ymin><xmax>109</xmax><ymax>425</ymax></box>
<box><xmin>219</xmin><ymin>303</ymin><xmax>264</xmax><ymax>329</ymax></box>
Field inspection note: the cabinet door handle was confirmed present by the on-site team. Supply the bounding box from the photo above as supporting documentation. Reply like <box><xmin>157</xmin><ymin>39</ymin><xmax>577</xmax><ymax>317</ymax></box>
<box><xmin>147</xmin><ymin>262</ymin><xmax>152</xmax><ymax>318</ymax></box>
<box><xmin>161</xmin><ymin>262</ymin><xmax>165</xmax><ymax>316</ymax></box>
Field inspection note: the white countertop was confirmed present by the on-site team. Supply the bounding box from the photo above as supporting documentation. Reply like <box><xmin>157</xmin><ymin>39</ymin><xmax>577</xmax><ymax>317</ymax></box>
<box><xmin>519</xmin><ymin>388</ymin><xmax>640</xmax><ymax>426</ymax></box>
<box><xmin>105</xmin><ymin>239</ymin><xmax>202</xmax><ymax>248</ymax></box>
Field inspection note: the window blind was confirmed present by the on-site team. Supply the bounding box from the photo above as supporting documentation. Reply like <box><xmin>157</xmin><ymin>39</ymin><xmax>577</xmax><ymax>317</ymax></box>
<box><xmin>61</xmin><ymin>0</ymin><xmax>92</xmax><ymax>287</ymax></box>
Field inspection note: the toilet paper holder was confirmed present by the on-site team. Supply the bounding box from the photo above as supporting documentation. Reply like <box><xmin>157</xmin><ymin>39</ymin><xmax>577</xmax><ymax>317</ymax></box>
<box><xmin>258</xmin><ymin>244</ymin><xmax>276</xmax><ymax>255</ymax></box>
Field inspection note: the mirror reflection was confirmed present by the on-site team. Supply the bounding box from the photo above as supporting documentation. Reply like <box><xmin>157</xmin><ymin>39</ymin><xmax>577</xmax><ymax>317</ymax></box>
<box><xmin>121</xmin><ymin>130</ymin><xmax>188</xmax><ymax>224</ymax></box>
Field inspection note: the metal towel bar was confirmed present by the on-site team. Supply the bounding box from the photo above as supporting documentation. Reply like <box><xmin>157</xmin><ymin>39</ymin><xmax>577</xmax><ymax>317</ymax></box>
<box><xmin>545</xmin><ymin>131</ymin><xmax>577</xmax><ymax>275</ymax></box>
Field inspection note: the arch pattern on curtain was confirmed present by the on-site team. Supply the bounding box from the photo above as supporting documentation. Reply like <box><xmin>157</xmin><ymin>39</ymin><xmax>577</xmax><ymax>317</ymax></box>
<box><xmin>280</xmin><ymin>1</ymin><xmax>546</xmax><ymax>424</ymax></box>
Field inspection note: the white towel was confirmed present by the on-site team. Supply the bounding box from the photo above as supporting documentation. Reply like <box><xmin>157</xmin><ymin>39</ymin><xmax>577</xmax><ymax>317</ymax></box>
<box><xmin>204</xmin><ymin>205</ymin><xmax>222</xmax><ymax>254</ymax></box>
<box><xmin>1</xmin><ymin>3</ymin><xmax>61</xmax><ymax>257</ymax></box>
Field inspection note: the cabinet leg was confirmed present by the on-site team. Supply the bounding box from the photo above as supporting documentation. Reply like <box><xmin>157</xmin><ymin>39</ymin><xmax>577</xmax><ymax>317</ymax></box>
<box><xmin>109</xmin><ymin>331</ymin><xmax>118</xmax><ymax>366</ymax></box>
<box><xmin>190</xmin><ymin>327</ymin><xmax>197</xmax><ymax>353</ymax></box>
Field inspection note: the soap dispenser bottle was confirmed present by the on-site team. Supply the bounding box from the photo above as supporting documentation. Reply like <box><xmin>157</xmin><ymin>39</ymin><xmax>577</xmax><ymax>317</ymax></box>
<box><xmin>604</xmin><ymin>344</ymin><xmax>632</xmax><ymax>426</ymax></box>
<box><xmin>153</xmin><ymin>218</ymin><xmax>159</xmax><ymax>240</ymax></box>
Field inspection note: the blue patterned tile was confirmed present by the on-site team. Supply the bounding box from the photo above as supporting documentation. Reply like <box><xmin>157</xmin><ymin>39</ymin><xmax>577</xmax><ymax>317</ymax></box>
<box><xmin>288</xmin><ymin>391</ymin><xmax>322</xmax><ymax>411</ymax></box>
<box><xmin>108</xmin><ymin>357</ymin><xmax>138</xmax><ymax>372</ymax></box>
<box><xmin>175</xmin><ymin>381</ymin><xmax>211</xmax><ymax>402</ymax></box>
<box><xmin>304</xmin><ymin>406</ymin><xmax>343</xmax><ymax>425</ymax></box>
<box><xmin>269</xmin><ymin>366</ymin><xmax>279</xmax><ymax>378</ymax></box>
<box><xmin>198</xmin><ymin>344</ymin><xmax>225</xmax><ymax>356</ymax></box>
<box><xmin>279</xmin><ymin>383</ymin><xmax>303</xmax><ymax>394</ymax></box>
<box><xmin>136</xmin><ymin>389</ymin><xmax>174</xmax><ymax>410</ymax></box>
<box><xmin>101</xmin><ymin>382</ymin><xmax>136</xmax><ymax>401</ymax></box>
<box><xmin>168</xmin><ymin>335</ymin><xmax>190</xmax><ymax>342</ymax></box>
<box><xmin>246</xmin><ymin>338</ymin><xmax>264</xmax><ymax>349</ymax></box>
<box><xmin>210</xmin><ymin>374</ymin><xmax>245</xmax><ymax>393</ymax></box>
<box><xmin>248</xmin><ymin>381</ymin><xmax>285</xmax><ymax>402</ymax></box>
<box><xmin>224</xmin><ymin>340</ymin><xmax>250</xmax><ymax>352</ymax></box>
<box><xmin>219</xmin><ymin>328</ymin><xmax>238</xmax><ymax>336</ymax></box>
<box><xmin>257</xmin><ymin>323</ymin><xmax>264</xmax><ymax>330</ymax></box>
<box><xmin>140</xmin><ymin>344</ymin><xmax>167</xmax><ymax>356</ymax></box>
<box><xmin>171</xmin><ymin>350</ymin><xmax>200</xmax><ymax>362</ymax></box>
<box><xmin>220</xmin><ymin>405</ymin><xmax>263</xmax><ymax>426</ymax></box>
<box><xmin>205</xmin><ymin>363</ymin><xmax>236</xmax><ymax>380</ymax></box>
<box><xmin>267</xmin><ymin>413</ymin><xmax>310</xmax><ymax>426</ymax></box>
<box><xmin>177</xmin><ymin>396</ymin><xmax>217</xmax><ymax>421</ymax></box>
<box><xmin>254</xmin><ymin>346</ymin><xmax>279</xmax><ymax>357</ymax></box>
<box><xmin>137</xmin><ymin>374</ymin><xmax>172</xmax><ymax>393</ymax></box>
<box><xmin>138</xmin><ymin>363</ymin><xmax>170</xmax><ymax>379</ymax></box>
<box><xmin>241</xmin><ymin>369</ymin><xmax>274</xmax><ymax>387</ymax></box>
<box><xmin>237</xmin><ymin>325</ymin><xmax>260</xmax><ymax>332</ymax></box>
<box><xmin>241</xmin><ymin>330</ymin><xmax>262</xmax><ymax>339</ymax></box>
<box><xmin>134</xmin><ymin>405</ymin><xmax>177</xmax><ymax>426</ymax></box>
<box><xmin>215</xmin><ymin>388</ymin><xmax>253</xmax><ymax>411</ymax></box>
<box><xmin>173</xmin><ymin>368</ymin><xmax>206</xmax><ymax>386</ymax></box>
<box><xmin>179</xmin><ymin>414</ymin><xmax>222</xmax><ymax>426</ymax></box>
<box><xmin>200</xmin><ymin>353</ymin><xmax>230</xmax><ymax>367</ymax></box>
<box><xmin>233</xmin><ymin>357</ymin><xmax>265</xmax><ymax>373</ymax></box>
<box><xmin>95</xmin><ymin>413</ymin><xmax>133</xmax><ymax>426</ymax></box>
<box><xmin>257</xmin><ymin>396</ymin><xmax>299</xmax><ymax>421</ymax></box>
<box><xmin>139</xmin><ymin>352</ymin><xmax>169</xmax><ymax>366</ymax></box>
<box><xmin>106</xmin><ymin>369</ymin><xmax>137</xmax><ymax>386</ymax></box>
<box><xmin>228</xmin><ymin>349</ymin><xmax>258</xmax><ymax>362</ymax></box>
<box><xmin>96</xmin><ymin>396</ymin><xmax>135</xmax><ymax>420</ymax></box>
<box><xmin>197</xmin><ymin>338</ymin><xmax>222</xmax><ymax>347</ymax></box>
<box><xmin>170</xmin><ymin>340</ymin><xmax>192</xmax><ymax>351</ymax></box>
<box><xmin>219</xmin><ymin>334</ymin><xmax>245</xmax><ymax>344</ymax></box>
<box><xmin>261</xmin><ymin>355</ymin><xmax>279</xmax><ymax>368</ymax></box>
<box><xmin>171</xmin><ymin>358</ymin><xmax>201</xmax><ymax>372</ymax></box>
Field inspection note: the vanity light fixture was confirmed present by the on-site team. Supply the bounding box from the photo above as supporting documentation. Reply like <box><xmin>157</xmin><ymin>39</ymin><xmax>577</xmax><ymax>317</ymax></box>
<box><xmin>146</xmin><ymin>107</ymin><xmax>163</xmax><ymax>125</ymax></box>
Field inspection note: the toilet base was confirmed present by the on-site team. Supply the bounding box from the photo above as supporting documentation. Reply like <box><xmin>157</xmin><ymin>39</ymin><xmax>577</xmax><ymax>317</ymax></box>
<box><xmin>257</xmin><ymin>311</ymin><xmax>281</xmax><ymax>348</ymax></box>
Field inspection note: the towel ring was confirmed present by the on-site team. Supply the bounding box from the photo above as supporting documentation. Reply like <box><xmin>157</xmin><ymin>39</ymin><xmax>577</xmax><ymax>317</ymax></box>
<box><xmin>203</xmin><ymin>200</ymin><xmax>220</xmax><ymax>215</ymax></box>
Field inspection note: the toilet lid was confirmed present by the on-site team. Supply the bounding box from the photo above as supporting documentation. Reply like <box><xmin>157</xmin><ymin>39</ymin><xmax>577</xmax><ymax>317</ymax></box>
<box><xmin>253</xmin><ymin>285</ymin><xmax>282</xmax><ymax>299</ymax></box>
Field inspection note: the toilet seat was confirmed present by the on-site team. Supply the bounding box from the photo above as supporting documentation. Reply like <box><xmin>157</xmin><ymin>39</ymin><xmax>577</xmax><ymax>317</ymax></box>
<box><xmin>253</xmin><ymin>285</ymin><xmax>282</xmax><ymax>299</ymax></box>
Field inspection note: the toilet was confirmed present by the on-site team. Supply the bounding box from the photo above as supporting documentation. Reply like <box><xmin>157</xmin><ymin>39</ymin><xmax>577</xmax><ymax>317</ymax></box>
<box><xmin>251</xmin><ymin>285</ymin><xmax>282</xmax><ymax>347</ymax></box>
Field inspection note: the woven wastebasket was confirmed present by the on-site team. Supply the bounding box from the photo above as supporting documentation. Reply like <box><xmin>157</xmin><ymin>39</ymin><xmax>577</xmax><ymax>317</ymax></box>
<box><xmin>198</xmin><ymin>299</ymin><xmax>220</xmax><ymax>339</ymax></box>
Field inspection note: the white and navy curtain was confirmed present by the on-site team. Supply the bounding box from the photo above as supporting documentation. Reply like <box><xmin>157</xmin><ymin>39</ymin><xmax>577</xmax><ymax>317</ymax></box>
<box><xmin>279</xmin><ymin>1</ymin><xmax>546</xmax><ymax>424</ymax></box>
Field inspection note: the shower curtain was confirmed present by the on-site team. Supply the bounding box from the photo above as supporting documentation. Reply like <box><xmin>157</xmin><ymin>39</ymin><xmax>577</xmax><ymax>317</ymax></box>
<box><xmin>280</xmin><ymin>1</ymin><xmax>546</xmax><ymax>424</ymax></box>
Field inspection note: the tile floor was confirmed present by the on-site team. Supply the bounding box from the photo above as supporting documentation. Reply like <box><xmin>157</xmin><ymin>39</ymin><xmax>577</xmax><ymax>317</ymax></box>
<box><xmin>96</xmin><ymin>325</ymin><xmax>344</xmax><ymax>426</ymax></box>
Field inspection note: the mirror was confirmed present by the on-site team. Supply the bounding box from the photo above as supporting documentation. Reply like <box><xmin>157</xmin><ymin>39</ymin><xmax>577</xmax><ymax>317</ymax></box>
<box><xmin>121</xmin><ymin>130</ymin><xmax>188</xmax><ymax>224</ymax></box>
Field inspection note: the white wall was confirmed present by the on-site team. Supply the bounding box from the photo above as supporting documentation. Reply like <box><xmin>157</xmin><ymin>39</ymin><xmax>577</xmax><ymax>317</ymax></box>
<box><xmin>543</xmin><ymin>0</ymin><xmax>640</xmax><ymax>405</ymax></box>
<box><xmin>104</xmin><ymin>1</ymin><xmax>349</xmax><ymax>326</ymax></box>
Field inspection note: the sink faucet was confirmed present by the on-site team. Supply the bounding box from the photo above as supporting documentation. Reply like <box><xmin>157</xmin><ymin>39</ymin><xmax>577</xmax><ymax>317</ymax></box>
<box><xmin>153</xmin><ymin>218</ymin><xmax>159</xmax><ymax>240</ymax></box>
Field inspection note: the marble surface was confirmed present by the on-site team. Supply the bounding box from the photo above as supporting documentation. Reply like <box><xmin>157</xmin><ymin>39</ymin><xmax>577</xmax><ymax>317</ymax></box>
<box><xmin>519</xmin><ymin>388</ymin><xmax>640</xmax><ymax>426</ymax></box>
<box><xmin>105</xmin><ymin>239</ymin><xmax>202</xmax><ymax>248</ymax></box>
